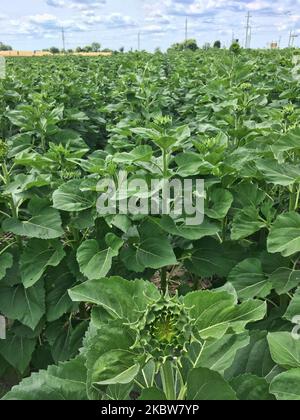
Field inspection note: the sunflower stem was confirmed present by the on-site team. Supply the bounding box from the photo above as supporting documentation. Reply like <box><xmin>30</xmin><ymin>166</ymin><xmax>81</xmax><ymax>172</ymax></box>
<box><xmin>161</xmin><ymin>267</ymin><xmax>168</xmax><ymax>294</ymax></box>
<box><xmin>161</xmin><ymin>361</ymin><xmax>176</xmax><ymax>400</ymax></box>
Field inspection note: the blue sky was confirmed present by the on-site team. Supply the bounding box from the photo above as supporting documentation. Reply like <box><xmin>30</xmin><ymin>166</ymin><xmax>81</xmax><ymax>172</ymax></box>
<box><xmin>0</xmin><ymin>0</ymin><xmax>300</xmax><ymax>51</ymax></box>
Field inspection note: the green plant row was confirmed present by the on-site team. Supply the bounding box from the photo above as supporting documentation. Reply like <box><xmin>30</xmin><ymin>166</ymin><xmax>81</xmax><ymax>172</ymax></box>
<box><xmin>0</xmin><ymin>49</ymin><xmax>300</xmax><ymax>400</ymax></box>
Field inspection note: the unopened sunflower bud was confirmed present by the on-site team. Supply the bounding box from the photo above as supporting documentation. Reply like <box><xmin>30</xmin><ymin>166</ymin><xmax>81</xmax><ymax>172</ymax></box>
<box><xmin>130</xmin><ymin>294</ymin><xmax>194</xmax><ymax>363</ymax></box>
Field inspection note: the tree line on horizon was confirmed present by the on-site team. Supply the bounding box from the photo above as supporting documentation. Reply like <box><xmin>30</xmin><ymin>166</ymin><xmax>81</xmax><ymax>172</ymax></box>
<box><xmin>2</xmin><ymin>38</ymin><xmax>296</xmax><ymax>54</ymax></box>
<box><xmin>0</xmin><ymin>42</ymin><xmax>13</xmax><ymax>51</ymax></box>
<box><xmin>45</xmin><ymin>39</ymin><xmax>234</xmax><ymax>54</ymax></box>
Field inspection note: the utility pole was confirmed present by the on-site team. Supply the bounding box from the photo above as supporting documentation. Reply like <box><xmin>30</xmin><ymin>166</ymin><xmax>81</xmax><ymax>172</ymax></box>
<box><xmin>289</xmin><ymin>31</ymin><xmax>299</xmax><ymax>48</ymax></box>
<box><xmin>288</xmin><ymin>30</ymin><xmax>292</xmax><ymax>47</ymax></box>
<box><xmin>245</xmin><ymin>12</ymin><xmax>252</xmax><ymax>49</ymax></box>
<box><xmin>185</xmin><ymin>17</ymin><xmax>188</xmax><ymax>42</ymax></box>
<box><xmin>292</xmin><ymin>33</ymin><xmax>299</xmax><ymax>47</ymax></box>
<box><xmin>249</xmin><ymin>26</ymin><xmax>252</xmax><ymax>48</ymax></box>
<box><xmin>61</xmin><ymin>27</ymin><xmax>66</xmax><ymax>52</ymax></box>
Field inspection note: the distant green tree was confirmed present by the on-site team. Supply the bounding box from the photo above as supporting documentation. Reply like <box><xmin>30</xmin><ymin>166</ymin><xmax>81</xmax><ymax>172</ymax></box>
<box><xmin>49</xmin><ymin>47</ymin><xmax>60</xmax><ymax>54</ymax></box>
<box><xmin>168</xmin><ymin>39</ymin><xmax>199</xmax><ymax>52</ymax></box>
<box><xmin>184</xmin><ymin>39</ymin><xmax>199</xmax><ymax>51</ymax></box>
<box><xmin>0</xmin><ymin>42</ymin><xmax>12</xmax><ymax>51</ymax></box>
<box><xmin>75</xmin><ymin>47</ymin><xmax>82</xmax><ymax>53</ymax></box>
<box><xmin>119</xmin><ymin>46</ymin><xmax>125</xmax><ymax>53</ymax></box>
<box><xmin>91</xmin><ymin>42</ymin><xmax>101</xmax><ymax>52</ymax></box>
<box><xmin>83</xmin><ymin>45</ymin><xmax>93</xmax><ymax>52</ymax></box>
<box><xmin>213</xmin><ymin>40</ymin><xmax>221</xmax><ymax>49</ymax></box>
<box><xmin>168</xmin><ymin>42</ymin><xmax>181</xmax><ymax>52</ymax></box>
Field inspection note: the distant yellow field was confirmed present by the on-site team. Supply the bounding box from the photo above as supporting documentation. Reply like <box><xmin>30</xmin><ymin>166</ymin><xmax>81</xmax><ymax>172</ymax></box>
<box><xmin>0</xmin><ymin>51</ymin><xmax>52</xmax><ymax>57</ymax></box>
<box><xmin>0</xmin><ymin>51</ymin><xmax>113</xmax><ymax>57</ymax></box>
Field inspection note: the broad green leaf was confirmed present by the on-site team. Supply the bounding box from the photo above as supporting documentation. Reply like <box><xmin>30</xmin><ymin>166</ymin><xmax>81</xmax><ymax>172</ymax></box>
<box><xmin>77</xmin><ymin>235</ymin><xmax>123</xmax><ymax>280</ymax></box>
<box><xmin>188</xmin><ymin>332</ymin><xmax>250</xmax><ymax>374</ymax></box>
<box><xmin>268</xmin><ymin>332</ymin><xmax>300</xmax><ymax>369</ymax></box>
<box><xmin>184</xmin><ymin>290</ymin><xmax>266</xmax><ymax>340</ymax></box>
<box><xmin>231</xmin><ymin>206</ymin><xmax>266</xmax><ymax>240</ymax></box>
<box><xmin>70</xmin><ymin>209</ymin><xmax>95</xmax><ymax>230</ymax></box>
<box><xmin>185</xmin><ymin>238</ymin><xmax>247</xmax><ymax>278</ymax></box>
<box><xmin>0</xmin><ymin>281</ymin><xmax>45</xmax><ymax>330</ymax></box>
<box><xmin>233</xmin><ymin>182</ymin><xmax>266</xmax><ymax>208</ymax></box>
<box><xmin>48</xmin><ymin>321</ymin><xmax>88</xmax><ymax>364</ymax></box>
<box><xmin>230</xmin><ymin>374</ymin><xmax>274</xmax><ymax>400</ymax></box>
<box><xmin>2</xmin><ymin>356</ymin><xmax>88</xmax><ymax>400</ymax></box>
<box><xmin>271</xmin><ymin>128</ymin><xmax>300</xmax><ymax>154</ymax></box>
<box><xmin>45</xmin><ymin>264</ymin><xmax>76</xmax><ymax>322</ymax></box>
<box><xmin>120</xmin><ymin>246</ymin><xmax>145</xmax><ymax>273</ymax></box>
<box><xmin>0</xmin><ymin>252</ymin><xmax>21</xmax><ymax>287</ymax></box>
<box><xmin>2</xmin><ymin>207</ymin><xmax>64</xmax><ymax>239</ymax></box>
<box><xmin>85</xmin><ymin>320</ymin><xmax>135</xmax><ymax>400</ymax></box>
<box><xmin>131</xmin><ymin>127</ymin><xmax>159</xmax><ymax>139</ymax></box>
<box><xmin>5</xmin><ymin>173</ymin><xmax>51</xmax><ymax>194</ymax></box>
<box><xmin>113</xmin><ymin>145</ymin><xmax>153</xmax><ymax>163</ymax></box>
<box><xmin>0</xmin><ymin>332</ymin><xmax>36</xmax><ymax>374</ymax></box>
<box><xmin>284</xmin><ymin>287</ymin><xmax>300</xmax><ymax>322</ymax></box>
<box><xmin>69</xmin><ymin>277</ymin><xmax>160</xmax><ymax>322</ymax></box>
<box><xmin>20</xmin><ymin>239</ymin><xmax>65</xmax><ymax>288</ymax></box>
<box><xmin>7</xmin><ymin>133</ymin><xmax>32</xmax><ymax>157</ymax></box>
<box><xmin>14</xmin><ymin>152</ymin><xmax>54</xmax><ymax>170</ymax></box>
<box><xmin>256</xmin><ymin>158</ymin><xmax>300</xmax><ymax>186</ymax></box>
<box><xmin>106</xmin><ymin>214</ymin><xmax>132</xmax><ymax>233</ymax></box>
<box><xmin>160</xmin><ymin>216</ymin><xmax>220</xmax><ymax>241</ymax></box>
<box><xmin>187</xmin><ymin>368</ymin><xmax>237</xmax><ymax>400</ymax></box>
<box><xmin>268</xmin><ymin>212</ymin><xmax>300</xmax><ymax>257</ymax></box>
<box><xmin>136</xmin><ymin>236</ymin><xmax>177</xmax><ymax>269</ymax></box>
<box><xmin>52</xmin><ymin>179</ymin><xmax>95</xmax><ymax>212</ymax></box>
<box><xmin>103</xmin><ymin>383</ymin><xmax>133</xmax><ymax>401</ymax></box>
<box><xmin>0</xmin><ymin>253</ymin><xmax>13</xmax><ymax>281</ymax></box>
<box><xmin>175</xmin><ymin>152</ymin><xmax>206</xmax><ymax>177</ymax></box>
<box><xmin>228</xmin><ymin>258</ymin><xmax>272</xmax><ymax>300</ymax></box>
<box><xmin>52</xmin><ymin>129</ymin><xmax>88</xmax><ymax>152</ymax></box>
<box><xmin>92</xmin><ymin>351</ymin><xmax>139</xmax><ymax>386</ymax></box>
<box><xmin>140</xmin><ymin>388</ymin><xmax>167</xmax><ymax>400</ymax></box>
<box><xmin>269</xmin><ymin>268</ymin><xmax>300</xmax><ymax>295</ymax></box>
<box><xmin>205</xmin><ymin>188</ymin><xmax>233</xmax><ymax>220</ymax></box>
<box><xmin>270</xmin><ymin>369</ymin><xmax>300</xmax><ymax>400</ymax></box>
<box><xmin>225</xmin><ymin>331</ymin><xmax>276</xmax><ymax>380</ymax></box>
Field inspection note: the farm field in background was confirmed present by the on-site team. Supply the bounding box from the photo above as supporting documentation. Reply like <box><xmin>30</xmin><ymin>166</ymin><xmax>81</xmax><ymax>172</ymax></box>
<box><xmin>0</xmin><ymin>50</ymin><xmax>300</xmax><ymax>400</ymax></box>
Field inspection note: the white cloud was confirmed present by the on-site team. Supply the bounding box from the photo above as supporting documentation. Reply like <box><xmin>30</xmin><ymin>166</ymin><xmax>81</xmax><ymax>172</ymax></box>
<box><xmin>46</xmin><ymin>0</ymin><xmax>106</xmax><ymax>10</ymax></box>
<box><xmin>104</xmin><ymin>13</ymin><xmax>136</xmax><ymax>28</ymax></box>
<box><xmin>46</xmin><ymin>0</ymin><xmax>66</xmax><ymax>7</ymax></box>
